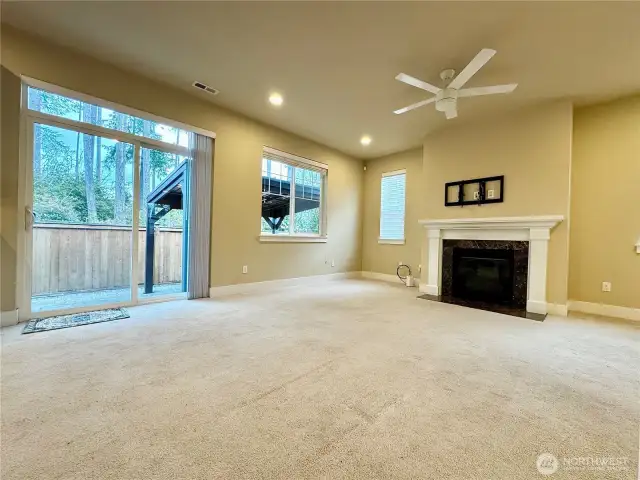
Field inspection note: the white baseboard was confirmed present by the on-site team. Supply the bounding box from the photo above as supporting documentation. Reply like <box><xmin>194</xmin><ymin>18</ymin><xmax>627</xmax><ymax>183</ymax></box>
<box><xmin>1</xmin><ymin>309</ymin><xmax>19</xmax><ymax>327</ymax></box>
<box><xmin>568</xmin><ymin>300</ymin><xmax>640</xmax><ymax>322</ymax></box>
<box><xmin>209</xmin><ymin>271</ymin><xmax>361</xmax><ymax>298</ymax></box>
<box><xmin>546</xmin><ymin>303</ymin><xmax>568</xmax><ymax>317</ymax></box>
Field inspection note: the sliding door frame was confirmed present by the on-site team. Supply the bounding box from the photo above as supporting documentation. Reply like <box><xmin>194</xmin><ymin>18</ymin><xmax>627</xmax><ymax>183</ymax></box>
<box><xmin>17</xmin><ymin>83</ymin><xmax>194</xmax><ymax>321</ymax></box>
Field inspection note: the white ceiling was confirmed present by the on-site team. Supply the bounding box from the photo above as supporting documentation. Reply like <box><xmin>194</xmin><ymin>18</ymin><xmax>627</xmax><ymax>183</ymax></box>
<box><xmin>3</xmin><ymin>2</ymin><xmax>640</xmax><ymax>159</ymax></box>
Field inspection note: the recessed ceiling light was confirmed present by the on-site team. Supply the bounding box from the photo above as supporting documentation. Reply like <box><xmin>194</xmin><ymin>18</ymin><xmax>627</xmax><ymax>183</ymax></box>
<box><xmin>360</xmin><ymin>135</ymin><xmax>372</xmax><ymax>146</ymax></box>
<box><xmin>269</xmin><ymin>93</ymin><xmax>283</xmax><ymax>106</ymax></box>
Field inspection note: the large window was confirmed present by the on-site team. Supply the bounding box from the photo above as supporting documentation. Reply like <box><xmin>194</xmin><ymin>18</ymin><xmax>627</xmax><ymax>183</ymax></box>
<box><xmin>260</xmin><ymin>147</ymin><xmax>326</xmax><ymax>239</ymax></box>
<box><xmin>379</xmin><ymin>170</ymin><xmax>406</xmax><ymax>244</ymax></box>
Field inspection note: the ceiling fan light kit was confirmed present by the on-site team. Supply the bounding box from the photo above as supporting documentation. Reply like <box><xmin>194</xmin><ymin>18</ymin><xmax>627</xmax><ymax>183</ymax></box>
<box><xmin>394</xmin><ymin>48</ymin><xmax>518</xmax><ymax>120</ymax></box>
<box><xmin>435</xmin><ymin>88</ymin><xmax>458</xmax><ymax>113</ymax></box>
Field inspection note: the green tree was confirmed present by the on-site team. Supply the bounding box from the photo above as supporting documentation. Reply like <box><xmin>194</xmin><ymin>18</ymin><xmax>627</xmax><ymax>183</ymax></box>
<box><xmin>29</xmin><ymin>88</ymin><xmax>185</xmax><ymax>229</ymax></box>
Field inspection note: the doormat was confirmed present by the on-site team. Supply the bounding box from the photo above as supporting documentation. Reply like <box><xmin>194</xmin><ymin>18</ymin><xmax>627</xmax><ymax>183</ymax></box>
<box><xmin>22</xmin><ymin>308</ymin><xmax>129</xmax><ymax>334</ymax></box>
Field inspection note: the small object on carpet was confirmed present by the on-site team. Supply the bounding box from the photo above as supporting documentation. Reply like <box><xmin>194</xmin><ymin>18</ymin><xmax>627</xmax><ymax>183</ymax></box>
<box><xmin>22</xmin><ymin>308</ymin><xmax>129</xmax><ymax>334</ymax></box>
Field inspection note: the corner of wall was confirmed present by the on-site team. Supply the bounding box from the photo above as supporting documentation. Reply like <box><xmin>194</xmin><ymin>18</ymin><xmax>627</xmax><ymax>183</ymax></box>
<box><xmin>361</xmin><ymin>147</ymin><xmax>423</xmax><ymax>276</ymax></box>
<box><xmin>1</xmin><ymin>309</ymin><xmax>19</xmax><ymax>327</ymax></box>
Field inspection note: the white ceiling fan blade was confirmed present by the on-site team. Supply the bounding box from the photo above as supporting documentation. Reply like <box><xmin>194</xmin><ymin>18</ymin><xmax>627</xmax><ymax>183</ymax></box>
<box><xmin>393</xmin><ymin>97</ymin><xmax>436</xmax><ymax>115</ymax></box>
<box><xmin>395</xmin><ymin>73</ymin><xmax>441</xmax><ymax>94</ymax></box>
<box><xmin>458</xmin><ymin>84</ymin><xmax>518</xmax><ymax>97</ymax></box>
<box><xmin>445</xmin><ymin>107</ymin><xmax>458</xmax><ymax>120</ymax></box>
<box><xmin>448</xmin><ymin>48</ymin><xmax>496</xmax><ymax>90</ymax></box>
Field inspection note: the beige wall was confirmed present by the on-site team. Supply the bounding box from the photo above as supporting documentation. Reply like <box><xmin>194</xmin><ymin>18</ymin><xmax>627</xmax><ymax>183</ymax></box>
<box><xmin>1</xmin><ymin>67</ymin><xmax>21</xmax><ymax>312</ymax></box>
<box><xmin>421</xmin><ymin>102</ymin><xmax>573</xmax><ymax>305</ymax></box>
<box><xmin>569</xmin><ymin>97</ymin><xmax>640</xmax><ymax>309</ymax></box>
<box><xmin>362</xmin><ymin>148</ymin><xmax>422</xmax><ymax>276</ymax></box>
<box><xmin>0</xmin><ymin>26</ymin><xmax>363</xmax><ymax>311</ymax></box>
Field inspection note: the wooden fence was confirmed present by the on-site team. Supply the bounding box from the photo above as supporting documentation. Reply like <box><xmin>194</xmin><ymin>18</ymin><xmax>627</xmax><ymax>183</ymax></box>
<box><xmin>32</xmin><ymin>223</ymin><xmax>183</xmax><ymax>295</ymax></box>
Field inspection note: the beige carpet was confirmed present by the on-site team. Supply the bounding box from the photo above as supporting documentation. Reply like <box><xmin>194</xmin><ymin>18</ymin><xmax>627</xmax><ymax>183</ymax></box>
<box><xmin>1</xmin><ymin>279</ymin><xmax>638</xmax><ymax>479</ymax></box>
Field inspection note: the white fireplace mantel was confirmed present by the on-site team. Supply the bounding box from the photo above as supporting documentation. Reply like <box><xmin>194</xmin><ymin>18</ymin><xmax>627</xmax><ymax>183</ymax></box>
<box><xmin>419</xmin><ymin>215</ymin><xmax>564</xmax><ymax>315</ymax></box>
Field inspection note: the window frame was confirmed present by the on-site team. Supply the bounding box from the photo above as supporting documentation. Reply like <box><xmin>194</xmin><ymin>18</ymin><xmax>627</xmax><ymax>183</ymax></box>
<box><xmin>259</xmin><ymin>146</ymin><xmax>328</xmax><ymax>243</ymax></box>
<box><xmin>378</xmin><ymin>169</ymin><xmax>407</xmax><ymax>245</ymax></box>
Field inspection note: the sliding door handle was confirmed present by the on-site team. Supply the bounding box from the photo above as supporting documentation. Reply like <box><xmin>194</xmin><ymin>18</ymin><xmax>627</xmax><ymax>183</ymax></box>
<box><xmin>25</xmin><ymin>207</ymin><xmax>35</xmax><ymax>230</ymax></box>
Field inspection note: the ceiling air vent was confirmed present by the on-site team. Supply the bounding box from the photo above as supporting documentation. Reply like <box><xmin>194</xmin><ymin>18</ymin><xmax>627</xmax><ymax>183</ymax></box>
<box><xmin>192</xmin><ymin>81</ymin><xmax>219</xmax><ymax>96</ymax></box>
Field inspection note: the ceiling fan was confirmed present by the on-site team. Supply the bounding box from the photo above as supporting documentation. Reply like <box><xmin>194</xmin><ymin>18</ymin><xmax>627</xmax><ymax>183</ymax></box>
<box><xmin>393</xmin><ymin>48</ymin><xmax>517</xmax><ymax>119</ymax></box>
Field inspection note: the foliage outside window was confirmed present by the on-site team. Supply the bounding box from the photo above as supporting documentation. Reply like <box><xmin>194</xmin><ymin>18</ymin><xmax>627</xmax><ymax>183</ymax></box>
<box><xmin>28</xmin><ymin>87</ymin><xmax>190</xmax><ymax>146</ymax></box>
<box><xmin>28</xmin><ymin>87</ymin><xmax>188</xmax><ymax>228</ymax></box>
<box><xmin>260</xmin><ymin>150</ymin><xmax>325</xmax><ymax>237</ymax></box>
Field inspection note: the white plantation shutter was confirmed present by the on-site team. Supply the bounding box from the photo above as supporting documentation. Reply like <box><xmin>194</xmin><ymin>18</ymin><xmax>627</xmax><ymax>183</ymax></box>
<box><xmin>379</xmin><ymin>170</ymin><xmax>406</xmax><ymax>241</ymax></box>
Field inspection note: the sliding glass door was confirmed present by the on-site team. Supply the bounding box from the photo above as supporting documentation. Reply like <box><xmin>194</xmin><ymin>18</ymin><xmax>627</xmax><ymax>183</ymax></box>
<box><xmin>139</xmin><ymin>147</ymin><xmax>189</xmax><ymax>300</ymax></box>
<box><xmin>21</xmin><ymin>82</ymin><xmax>195</xmax><ymax>319</ymax></box>
<box><xmin>29</xmin><ymin>122</ymin><xmax>135</xmax><ymax>313</ymax></box>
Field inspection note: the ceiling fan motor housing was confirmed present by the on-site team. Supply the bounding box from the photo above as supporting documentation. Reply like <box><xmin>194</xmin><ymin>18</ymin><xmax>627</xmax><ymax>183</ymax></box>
<box><xmin>435</xmin><ymin>88</ymin><xmax>458</xmax><ymax>112</ymax></box>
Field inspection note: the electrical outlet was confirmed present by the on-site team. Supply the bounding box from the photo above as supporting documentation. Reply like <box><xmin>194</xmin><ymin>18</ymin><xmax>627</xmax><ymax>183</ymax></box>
<box><xmin>418</xmin><ymin>264</ymin><xmax>422</xmax><ymax>272</ymax></box>
<box><xmin>602</xmin><ymin>281</ymin><xmax>611</xmax><ymax>292</ymax></box>
<box><xmin>487</xmin><ymin>189</ymin><xmax>495</xmax><ymax>199</ymax></box>
<box><xmin>331</xmin><ymin>259</ymin><xmax>335</xmax><ymax>267</ymax></box>
<box><xmin>242</xmin><ymin>265</ymin><xmax>248</xmax><ymax>274</ymax></box>
<box><xmin>398</xmin><ymin>261</ymin><xmax>403</xmax><ymax>266</ymax></box>
<box><xmin>473</xmin><ymin>191</ymin><xmax>480</xmax><ymax>200</ymax></box>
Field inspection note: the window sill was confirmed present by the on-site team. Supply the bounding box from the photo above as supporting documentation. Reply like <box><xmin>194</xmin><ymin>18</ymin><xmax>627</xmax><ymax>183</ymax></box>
<box><xmin>259</xmin><ymin>235</ymin><xmax>327</xmax><ymax>243</ymax></box>
<box><xmin>378</xmin><ymin>238</ymin><xmax>405</xmax><ymax>245</ymax></box>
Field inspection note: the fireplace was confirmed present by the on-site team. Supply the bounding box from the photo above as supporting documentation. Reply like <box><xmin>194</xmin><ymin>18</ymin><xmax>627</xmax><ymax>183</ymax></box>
<box><xmin>439</xmin><ymin>240</ymin><xmax>529</xmax><ymax>316</ymax></box>
<box><xmin>418</xmin><ymin>216</ymin><xmax>564</xmax><ymax>319</ymax></box>
<box><xmin>453</xmin><ymin>248</ymin><xmax>514</xmax><ymax>304</ymax></box>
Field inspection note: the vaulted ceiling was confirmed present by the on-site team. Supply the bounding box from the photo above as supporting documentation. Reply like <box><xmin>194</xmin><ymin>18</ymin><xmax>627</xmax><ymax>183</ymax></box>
<box><xmin>2</xmin><ymin>2</ymin><xmax>640</xmax><ymax>158</ymax></box>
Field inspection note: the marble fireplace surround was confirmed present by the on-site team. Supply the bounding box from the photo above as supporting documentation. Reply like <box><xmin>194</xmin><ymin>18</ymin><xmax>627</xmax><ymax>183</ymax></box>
<box><xmin>418</xmin><ymin>216</ymin><xmax>564</xmax><ymax>315</ymax></box>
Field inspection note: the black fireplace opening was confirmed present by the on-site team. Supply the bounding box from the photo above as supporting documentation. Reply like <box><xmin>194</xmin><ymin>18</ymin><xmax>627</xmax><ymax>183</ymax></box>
<box><xmin>452</xmin><ymin>248</ymin><xmax>514</xmax><ymax>305</ymax></box>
